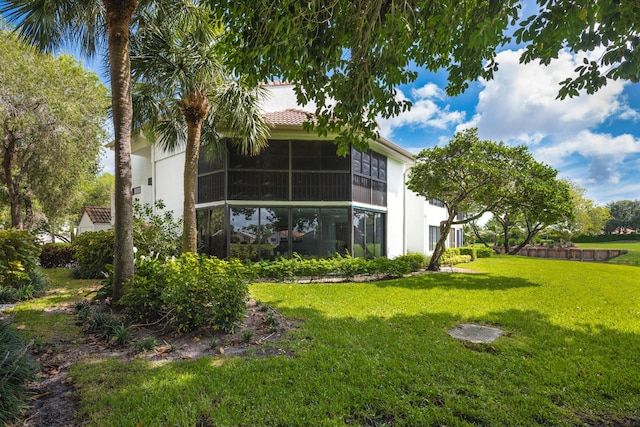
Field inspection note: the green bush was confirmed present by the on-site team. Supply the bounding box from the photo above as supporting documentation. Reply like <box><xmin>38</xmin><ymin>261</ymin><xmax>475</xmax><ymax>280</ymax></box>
<box><xmin>441</xmin><ymin>248</ymin><xmax>472</xmax><ymax>265</ymax></box>
<box><xmin>39</xmin><ymin>242</ymin><xmax>75</xmax><ymax>268</ymax></box>
<box><xmin>573</xmin><ymin>233</ymin><xmax>640</xmax><ymax>243</ymax></box>
<box><xmin>367</xmin><ymin>257</ymin><xmax>412</xmax><ymax>278</ymax></box>
<box><xmin>394</xmin><ymin>253</ymin><xmax>428</xmax><ymax>272</ymax></box>
<box><xmin>0</xmin><ymin>269</ymin><xmax>48</xmax><ymax>304</ymax></box>
<box><xmin>459</xmin><ymin>247</ymin><xmax>477</xmax><ymax>261</ymax></box>
<box><xmin>0</xmin><ymin>320</ymin><xmax>36</xmax><ymax>425</ymax></box>
<box><xmin>133</xmin><ymin>199</ymin><xmax>182</xmax><ymax>258</ymax></box>
<box><xmin>122</xmin><ymin>254</ymin><xmax>249</xmax><ymax>333</ymax></box>
<box><xmin>0</xmin><ymin>229</ymin><xmax>40</xmax><ymax>289</ymax></box>
<box><xmin>72</xmin><ymin>230</ymin><xmax>114</xmax><ymax>278</ymax></box>
<box><xmin>474</xmin><ymin>246</ymin><xmax>493</xmax><ymax>258</ymax></box>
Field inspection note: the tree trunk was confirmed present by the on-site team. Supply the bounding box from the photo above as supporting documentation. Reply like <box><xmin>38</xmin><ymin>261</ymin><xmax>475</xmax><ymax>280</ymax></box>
<box><xmin>501</xmin><ymin>216</ymin><xmax>511</xmax><ymax>254</ymax></box>
<box><xmin>180</xmin><ymin>91</ymin><xmax>211</xmax><ymax>253</ymax></box>
<box><xmin>509</xmin><ymin>222</ymin><xmax>542</xmax><ymax>255</ymax></box>
<box><xmin>2</xmin><ymin>136</ymin><xmax>23</xmax><ymax>229</ymax></box>
<box><xmin>104</xmin><ymin>1</ymin><xmax>138</xmax><ymax>302</ymax></box>
<box><xmin>427</xmin><ymin>210</ymin><xmax>457</xmax><ymax>271</ymax></box>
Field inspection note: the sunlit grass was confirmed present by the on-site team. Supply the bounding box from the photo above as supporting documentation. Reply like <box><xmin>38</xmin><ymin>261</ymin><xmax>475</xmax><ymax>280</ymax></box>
<box><xmin>68</xmin><ymin>256</ymin><xmax>640</xmax><ymax>426</ymax></box>
<box><xmin>8</xmin><ymin>269</ymin><xmax>99</xmax><ymax>345</ymax></box>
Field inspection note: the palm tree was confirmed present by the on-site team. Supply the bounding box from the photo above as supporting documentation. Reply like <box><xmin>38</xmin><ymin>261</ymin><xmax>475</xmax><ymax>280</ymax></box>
<box><xmin>1</xmin><ymin>0</ymin><xmax>143</xmax><ymax>300</ymax></box>
<box><xmin>131</xmin><ymin>4</ymin><xmax>269</xmax><ymax>253</ymax></box>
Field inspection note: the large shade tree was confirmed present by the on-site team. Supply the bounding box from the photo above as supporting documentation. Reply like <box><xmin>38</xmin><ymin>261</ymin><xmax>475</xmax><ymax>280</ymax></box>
<box><xmin>130</xmin><ymin>3</ymin><xmax>269</xmax><ymax>253</ymax></box>
<box><xmin>1</xmin><ymin>0</ymin><xmax>150</xmax><ymax>300</ymax></box>
<box><xmin>0</xmin><ymin>27</ymin><xmax>108</xmax><ymax>233</ymax></box>
<box><xmin>407</xmin><ymin>129</ymin><xmax>528</xmax><ymax>271</ymax></box>
<box><xmin>491</xmin><ymin>162</ymin><xmax>573</xmax><ymax>255</ymax></box>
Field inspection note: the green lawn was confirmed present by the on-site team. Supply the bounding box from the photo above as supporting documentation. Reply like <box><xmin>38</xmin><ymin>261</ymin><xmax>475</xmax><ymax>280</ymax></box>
<box><xmin>8</xmin><ymin>269</ymin><xmax>100</xmax><ymax>347</ymax></box>
<box><xmin>575</xmin><ymin>241</ymin><xmax>640</xmax><ymax>266</ymax></box>
<box><xmin>63</xmin><ymin>256</ymin><xmax>640</xmax><ymax>426</ymax></box>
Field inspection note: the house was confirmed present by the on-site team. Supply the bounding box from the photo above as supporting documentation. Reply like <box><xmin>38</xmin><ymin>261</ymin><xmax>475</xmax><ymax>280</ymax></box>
<box><xmin>128</xmin><ymin>82</ymin><xmax>462</xmax><ymax>260</ymax></box>
<box><xmin>77</xmin><ymin>206</ymin><xmax>112</xmax><ymax>235</ymax></box>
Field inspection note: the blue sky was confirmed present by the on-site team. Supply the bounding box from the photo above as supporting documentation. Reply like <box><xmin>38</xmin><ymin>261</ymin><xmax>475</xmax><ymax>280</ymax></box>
<box><xmin>378</xmin><ymin>49</ymin><xmax>640</xmax><ymax>206</ymax></box>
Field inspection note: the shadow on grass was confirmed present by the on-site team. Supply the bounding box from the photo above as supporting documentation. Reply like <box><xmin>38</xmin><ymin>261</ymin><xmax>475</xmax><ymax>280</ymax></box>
<box><xmin>373</xmin><ymin>271</ymin><xmax>541</xmax><ymax>291</ymax></box>
<box><xmin>71</xmin><ymin>306</ymin><xmax>640</xmax><ymax>427</ymax></box>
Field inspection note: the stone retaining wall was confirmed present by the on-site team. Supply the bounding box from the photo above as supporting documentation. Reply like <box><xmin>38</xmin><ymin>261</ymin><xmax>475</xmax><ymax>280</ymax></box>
<box><xmin>494</xmin><ymin>246</ymin><xmax>628</xmax><ymax>261</ymax></box>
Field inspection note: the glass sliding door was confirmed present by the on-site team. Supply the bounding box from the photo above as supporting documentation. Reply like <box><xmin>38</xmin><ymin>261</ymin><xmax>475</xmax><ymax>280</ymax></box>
<box><xmin>197</xmin><ymin>206</ymin><xmax>225</xmax><ymax>258</ymax></box>
<box><xmin>353</xmin><ymin>209</ymin><xmax>386</xmax><ymax>259</ymax></box>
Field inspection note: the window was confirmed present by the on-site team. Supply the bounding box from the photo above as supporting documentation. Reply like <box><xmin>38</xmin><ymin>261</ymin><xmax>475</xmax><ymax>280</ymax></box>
<box><xmin>352</xmin><ymin>148</ymin><xmax>387</xmax><ymax>207</ymax></box>
<box><xmin>429</xmin><ymin>199</ymin><xmax>445</xmax><ymax>207</ymax></box>
<box><xmin>429</xmin><ymin>226</ymin><xmax>440</xmax><ymax>252</ymax></box>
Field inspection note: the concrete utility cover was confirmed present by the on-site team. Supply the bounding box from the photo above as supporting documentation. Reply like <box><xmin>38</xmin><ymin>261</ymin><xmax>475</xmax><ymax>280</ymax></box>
<box><xmin>448</xmin><ymin>324</ymin><xmax>503</xmax><ymax>344</ymax></box>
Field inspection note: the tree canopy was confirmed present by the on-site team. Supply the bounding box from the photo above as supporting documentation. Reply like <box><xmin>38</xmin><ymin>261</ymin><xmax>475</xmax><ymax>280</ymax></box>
<box><xmin>491</xmin><ymin>161</ymin><xmax>573</xmax><ymax>255</ymax></box>
<box><xmin>213</xmin><ymin>0</ymin><xmax>638</xmax><ymax>151</ymax></box>
<box><xmin>407</xmin><ymin>128</ymin><xmax>527</xmax><ymax>270</ymax></box>
<box><xmin>0</xmin><ymin>27</ymin><xmax>108</xmax><ymax>233</ymax></box>
<box><xmin>605</xmin><ymin>200</ymin><xmax>640</xmax><ymax>234</ymax></box>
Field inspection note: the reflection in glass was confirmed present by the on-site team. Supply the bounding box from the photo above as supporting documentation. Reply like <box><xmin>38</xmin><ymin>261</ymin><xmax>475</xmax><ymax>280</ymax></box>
<box><xmin>353</xmin><ymin>209</ymin><xmax>385</xmax><ymax>258</ymax></box>
<box><xmin>229</xmin><ymin>207</ymin><xmax>260</xmax><ymax>261</ymax></box>
<box><xmin>261</xmin><ymin>207</ymin><xmax>290</xmax><ymax>259</ymax></box>
<box><xmin>291</xmin><ymin>208</ymin><xmax>319</xmax><ymax>256</ymax></box>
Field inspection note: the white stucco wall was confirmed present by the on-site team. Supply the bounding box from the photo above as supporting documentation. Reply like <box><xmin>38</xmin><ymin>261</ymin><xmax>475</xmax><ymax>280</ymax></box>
<box><xmin>153</xmin><ymin>150</ymin><xmax>185</xmax><ymax>219</ymax></box>
<box><xmin>77</xmin><ymin>213</ymin><xmax>112</xmax><ymax>235</ymax></box>
<box><xmin>385</xmin><ymin>157</ymin><xmax>408</xmax><ymax>258</ymax></box>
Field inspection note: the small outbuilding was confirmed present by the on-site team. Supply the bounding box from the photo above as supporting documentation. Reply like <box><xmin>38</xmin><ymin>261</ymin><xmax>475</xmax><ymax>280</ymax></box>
<box><xmin>77</xmin><ymin>206</ymin><xmax>112</xmax><ymax>235</ymax></box>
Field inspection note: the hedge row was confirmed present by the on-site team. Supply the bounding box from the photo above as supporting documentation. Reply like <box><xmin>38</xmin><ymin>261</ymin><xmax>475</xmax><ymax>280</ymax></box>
<box><xmin>572</xmin><ymin>234</ymin><xmax>640</xmax><ymax>243</ymax></box>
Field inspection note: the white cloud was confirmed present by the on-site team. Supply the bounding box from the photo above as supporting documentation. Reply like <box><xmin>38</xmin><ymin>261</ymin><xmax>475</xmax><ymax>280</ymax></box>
<box><xmin>468</xmin><ymin>49</ymin><xmax>633</xmax><ymax>142</ymax></box>
<box><xmin>378</xmin><ymin>84</ymin><xmax>465</xmax><ymax>138</ymax></box>
<box><xmin>534</xmin><ymin>130</ymin><xmax>640</xmax><ymax>185</ymax></box>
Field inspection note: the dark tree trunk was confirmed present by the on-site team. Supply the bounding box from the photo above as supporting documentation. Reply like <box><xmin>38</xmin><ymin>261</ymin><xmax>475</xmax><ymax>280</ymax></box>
<box><xmin>104</xmin><ymin>0</ymin><xmax>138</xmax><ymax>302</ymax></box>
<box><xmin>427</xmin><ymin>209</ymin><xmax>457</xmax><ymax>271</ymax></box>
<box><xmin>2</xmin><ymin>136</ymin><xmax>23</xmax><ymax>229</ymax></box>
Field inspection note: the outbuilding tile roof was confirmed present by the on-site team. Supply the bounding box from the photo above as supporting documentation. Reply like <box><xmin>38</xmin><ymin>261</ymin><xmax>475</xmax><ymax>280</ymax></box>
<box><xmin>82</xmin><ymin>206</ymin><xmax>111</xmax><ymax>224</ymax></box>
<box><xmin>264</xmin><ymin>109</ymin><xmax>316</xmax><ymax>126</ymax></box>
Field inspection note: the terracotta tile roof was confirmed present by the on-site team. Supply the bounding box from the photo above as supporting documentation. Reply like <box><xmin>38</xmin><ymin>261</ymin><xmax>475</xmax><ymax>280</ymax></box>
<box><xmin>260</xmin><ymin>81</ymin><xmax>294</xmax><ymax>87</ymax></box>
<box><xmin>82</xmin><ymin>206</ymin><xmax>111</xmax><ymax>224</ymax></box>
<box><xmin>264</xmin><ymin>109</ymin><xmax>316</xmax><ymax>126</ymax></box>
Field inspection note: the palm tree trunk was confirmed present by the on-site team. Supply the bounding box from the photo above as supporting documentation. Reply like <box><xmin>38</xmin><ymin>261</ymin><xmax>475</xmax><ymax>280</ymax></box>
<box><xmin>104</xmin><ymin>1</ymin><xmax>138</xmax><ymax>301</ymax></box>
<box><xmin>183</xmin><ymin>121</ymin><xmax>202</xmax><ymax>253</ymax></box>
<box><xmin>180</xmin><ymin>91</ymin><xmax>211</xmax><ymax>253</ymax></box>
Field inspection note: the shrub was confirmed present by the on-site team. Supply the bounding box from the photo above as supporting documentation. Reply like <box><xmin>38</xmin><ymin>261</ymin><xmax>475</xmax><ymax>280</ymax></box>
<box><xmin>39</xmin><ymin>242</ymin><xmax>75</xmax><ymax>268</ymax></box>
<box><xmin>475</xmin><ymin>246</ymin><xmax>494</xmax><ymax>258</ymax></box>
<box><xmin>0</xmin><ymin>320</ymin><xmax>36</xmax><ymax>425</ymax></box>
<box><xmin>72</xmin><ymin>230</ymin><xmax>114</xmax><ymax>278</ymax></box>
<box><xmin>367</xmin><ymin>257</ymin><xmax>412</xmax><ymax>278</ymax></box>
<box><xmin>133</xmin><ymin>199</ymin><xmax>182</xmax><ymax>258</ymax></box>
<box><xmin>0</xmin><ymin>229</ymin><xmax>40</xmax><ymax>289</ymax></box>
<box><xmin>573</xmin><ymin>233</ymin><xmax>640</xmax><ymax>243</ymax></box>
<box><xmin>122</xmin><ymin>254</ymin><xmax>249</xmax><ymax>333</ymax></box>
<box><xmin>459</xmin><ymin>247</ymin><xmax>477</xmax><ymax>261</ymax></box>
<box><xmin>394</xmin><ymin>253</ymin><xmax>429</xmax><ymax>272</ymax></box>
<box><xmin>441</xmin><ymin>248</ymin><xmax>472</xmax><ymax>265</ymax></box>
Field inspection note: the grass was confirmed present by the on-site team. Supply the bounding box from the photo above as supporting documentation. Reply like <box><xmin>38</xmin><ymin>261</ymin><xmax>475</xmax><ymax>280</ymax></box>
<box><xmin>7</xmin><ymin>269</ymin><xmax>100</xmax><ymax>347</ymax></box>
<box><xmin>575</xmin><ymin>241</ymin><xmax>640</xmax><ymax>266</ymax></box>
<box><xmin>62</xmin><ymin>256</ymin><xmax>640</xmax><ymax>426</ymax></box>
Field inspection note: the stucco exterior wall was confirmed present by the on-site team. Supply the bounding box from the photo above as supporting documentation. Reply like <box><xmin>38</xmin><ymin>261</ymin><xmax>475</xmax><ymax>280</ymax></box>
<box><xmin>77</xmin><ymin>213</ymin><xmax>112</xmax><ymax>235</ymax></box>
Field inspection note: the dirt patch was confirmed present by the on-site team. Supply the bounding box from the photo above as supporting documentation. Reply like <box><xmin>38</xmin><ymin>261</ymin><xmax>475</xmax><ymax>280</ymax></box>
<box><xmin>12</xmin><ymin>300</ymin><xmax>296</xmax><ymax>427</ymax></box>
